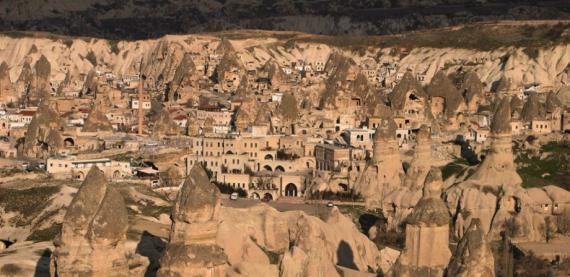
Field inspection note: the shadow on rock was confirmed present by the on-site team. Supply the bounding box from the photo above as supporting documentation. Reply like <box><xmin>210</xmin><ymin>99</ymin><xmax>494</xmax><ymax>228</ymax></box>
<box><xmin>336</xmin><ymin>240</ymin><xmax>358</xmax><ymax>271</ymax></box>
<box><xmin>136</xmin><ymin>231</ymin><xmax>167</xmax><ymax>277</ymax></box>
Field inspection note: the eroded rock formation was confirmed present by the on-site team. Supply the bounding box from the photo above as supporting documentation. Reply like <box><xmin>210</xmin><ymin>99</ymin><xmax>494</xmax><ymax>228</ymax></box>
<box><xmin>22</xmin><ymin>102</ymin><xmax>64</xmax><ymax>158</ymax></box>
<box><xmin>354</xmin><ymin>117</ymin><xmax>404</xmax><ymax>208</ymax></box>
<box><xmin>82</xmin><ymin>105</ymin><xmax>113</xmax><ymax>132</ymax></box>
<box><xmin>51</xmin><ymin>166</ymin><xmax>129</xmax><ymax>277</ymax></box>
<box><xmin>447</xmin><ymin>218</ymin><xmax>495</xmax><ymax>277</ymax></box>
<box><xmin>158</xmin><ymin>164</ymin><xmax>228</xmax><ymax>276</ymax></box>
<box><xmin>152</xmin><ymin>109</ymin><xmax>181</xmax><ymax>138</ymax></box>
<box><xmin>389</xmin><ymin>167</ymin><xmax>451</xmax><ymax>277</ymax></box>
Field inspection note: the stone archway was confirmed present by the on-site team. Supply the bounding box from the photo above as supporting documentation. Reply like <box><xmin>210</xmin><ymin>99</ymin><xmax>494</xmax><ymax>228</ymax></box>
<box><xmin>285</xmin><ymin>183</ymin><xmax>298</xmax><ymax>197</ymax></box>
<box><xmin>264</xmin><ymin>154</ymin><xmax>273</xmax><ymax>160</ymax></box>
<box><xmin>263</xmin><ymin>193</ymin><xmax>273</xmax><ymax>201</ymax></box>
<box><xmin>263</xmin><ymin>165</ymin><xmax>273</xmax><ymax>172</ymax></box>
<box><xmin>338</xmin><ymin>183</ymin><xmax>349</xmax><ymax>192</ymax></box>
<box><xmin>251</xmin><ymin>192</ymin><xmax>260</xmax><ymax>199</ymax></box>
<box><xmin>113</xmin><ymin>170</ymin><xmax>122</xmax><ymax>179</ymax></box>
<box><xmin>275</xmin><ymin>165</ymin><xmax>285</xmax><ymax>173</ymax></box>
<box><xmin>64</xmin><ymin>137</ymin><xmax>75</xmax><ymax>147</ymax></box>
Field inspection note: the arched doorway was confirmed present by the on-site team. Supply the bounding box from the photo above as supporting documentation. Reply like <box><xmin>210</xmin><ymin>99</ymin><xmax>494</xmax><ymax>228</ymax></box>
<box><xmin>64</xmin><ymin>138</ymin><xmax>75</xmax><ymax>147</ymax></box>
<box><xmin>263</xmin><ymin>165</ymin><xmax>273</xmax><ymax>172</ymax></box>
<box><xmin>251</xmin><ymin>192</ymin><xmax>260</xmax><ymax>199</ymax></box>
<box><xmin>263</xmin><ymin>193</ymin><xmax>273</xmax><ymax>201</ymax></box>
<box><xmin>264</xmin><ymin>154</ymin><xmax>273</xmax><ymax>160</ymax></box>
<box><xmin>275</xmin><ymin>165</ymin><xmax>285</xmax><ymax>173</ymax></box>
<box><xmin>338</xmin><ymin>183</ymin><xmax>349</xmax><ymax>192</ymax></box>
<box><xmin>113</xmin><ymin>170</ymin><xmax>121</xmax><ymax>179</ymax></box>
<box><xmin>285</xmin><ymin>183</ymin><xmax>298</xmax><ymax>197</ymax></box>
<box><xmin>76</xmin><ymin>171</ymin><xmax>85</xmax><ymax>180</ymax></box>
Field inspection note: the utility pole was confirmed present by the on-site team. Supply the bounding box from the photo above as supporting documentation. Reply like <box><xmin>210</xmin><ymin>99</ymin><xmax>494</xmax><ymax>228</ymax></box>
<box><xmin>138</xmin><ymin>59</ymin><xmax>145</xmax><ymax>136</ymax></box>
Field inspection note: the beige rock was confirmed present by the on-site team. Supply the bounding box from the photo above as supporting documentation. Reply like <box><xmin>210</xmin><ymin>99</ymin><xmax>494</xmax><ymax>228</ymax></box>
<box><xmin>403</xmin><ymin>125</ymin><xmax>432</xmax><ymax>189</ymax></box>
<box><xmin>389</xmin><ymin>168</ymin><xmax>451</xmax><ymax>277</ymax></box>
<box><xmin>227</xmin><ymin>262</ymin><xmax>279</xmax><ymax>277</ymax></box>
<box><xmin>22</xmin><ymin>102</ymin><xmax>64</xmax><ymax>158</ymax></box>
<box><xmin>378</xmin><ymin>247</ymin><xmax>400</xmax><ymax>274</ymax></box>
<box><xmin>157</xmin><ymin>164</ymin><xmax>228</xmax><ymax>277</ymax></box>
<box><xmin>217</xmin><ymin>205</ymin><xmax>380</xmax><ymax>276</ymax></box>
<box><xmin>82</xmin><ymin>104</ymin><xmax>113</xmax><ymax>132</ymax></box>
<box><xmin>447</xmin><ymin>219</ymin><xmax>495</xmax><ymax>277</ymax></box>
<box><xmin>51</xmin><ymin>166</ymin><xmax>130</xmax><ymax>277</ymax></box>
<box><xmin>355</xmin><ymin>117</ymin><xmax>404</xmax><ymax>208</ymax></box>
<box><xmin>152</xmin><ymin>108</ymin><xmax>180</xmax><ymax>139</ymax></box>
<box><xmin>468</xmin><ymin>97</ymin><xmax>522</xmax><ymax>187</ymax></box>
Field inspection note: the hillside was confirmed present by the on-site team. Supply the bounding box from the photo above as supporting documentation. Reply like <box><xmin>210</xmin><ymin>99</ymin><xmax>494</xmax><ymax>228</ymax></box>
<box><xmin>0</xmin><ymin>0</ymin><xmax>569</xmax><ymax>38</ymax></box>
<box><xmin>0</xmin><ymin>22</ymin><xmax>569</xmax><ymax>94</ymax></box>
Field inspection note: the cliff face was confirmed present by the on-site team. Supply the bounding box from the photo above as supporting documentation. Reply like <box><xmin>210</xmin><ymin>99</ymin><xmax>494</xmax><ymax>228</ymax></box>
<box><xmin>0</xmin><ymin>26</ymin><xmax>569</xmax><ymax>96</ymax></box>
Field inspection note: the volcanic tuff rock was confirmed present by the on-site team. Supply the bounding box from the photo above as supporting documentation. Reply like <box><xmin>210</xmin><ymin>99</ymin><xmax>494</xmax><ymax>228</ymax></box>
<box><xmin>235</xmin><ymin>94</ymin><xmax>259</xmax><ymax>132</ymax></box>
<box><xmin>0</xmin><ymin>32</ymin><xmax>569</xmax><ymax>104</ymax></box>
<box><xmin>277</xmin><ymin>93</ymin><xmax>299</xmax><ymax>123</ymax></box>
<box><xmin>320</xmin><ymin>52</ymin><xmax>359</xmax><ymax>109</ymax></box>
<box><xmin>389</xmin><ymin>167</ymin><xmax>451</xmax><ymax>277</ymax></box>
<box><xmin>152</xmin><ymin>109</ymin><xmax>181</xmax><ymax>138</ymax></box>
<box><xmin>355</xmin><ymin>117</ymin><xmax>403</xmax><ymax>209</ymax></box>
<box><xmin>22</xmin><ymin>102</ymin><xmax>64</xmax><ymax>158</ymax></box>
<box><xmin>30</xmin><ymin>54</ymin><xmax>52</xmax><ymax>104</ymax></box>
<box><xmin>510</xmin><ymin>96</ymin><xmax>524</xmax><ymax>119</ymax></box>
<box><xmin>169</xmin><ymin>52</ymin><xmax>198</xmax><ymax>101</ymax></box>
<box><xmin>82</xmin><ymin>104</ymin><xmax>113</xmax><ymax>132</ymax></box>
<box><xmin>158</xmin><ymin>164</ymin><xmax>228</xmax><ymax>276</ymax></box>
<box><xmin>557</xmin><ymin>86</ymin><xmax>570</xmax><ymax>107</ymax></box>
<box><xmin>0</xmin><ymin>61</ymin><xmax>16</xmax><ymax>104</ymax></box>
<box><xmin>389</xmin><ymin>71</ymin><xmax>427</xmax><ymax>112</ymax></box>
<box><xmin>447</xmin><ymin>219</ymin><xmax>495</xmax><ymax>277</ymax></box>
<box><xmin>461</xmin><ymin>71</ymin><xmax>484</xmax><ymax>112</ymax></box>
<box><xmin>521</xmin><ymin>92</ymin><xmax>545</xmax><ymax>122</ymax></box>
<box><xmin>427</xmin><ymin>70</ymin><xmax>463</xmax><ymax>118</ymax></box>
<box><xmin>469</xmin><ymin>97</ymin><xmax>522</xmax><ymax>187</ymax></box>
<box><xmin>51</xmin><ymin>166</ymin><xmax>129</xmax><ymax>277</ymax></box>
<box><xmin>217</xmin><ymin>204</ymin><xmax>380</xmax><ymax>277</ymax></box>
<box><xmin>403</xmin><ymin>125</ymin><xmax>433</xmax><ymax>189</ymax></box>
<box><xmin>545</xmin><ymin>91</ymin><xmax>563</xmax><ymax>113</ymax></box>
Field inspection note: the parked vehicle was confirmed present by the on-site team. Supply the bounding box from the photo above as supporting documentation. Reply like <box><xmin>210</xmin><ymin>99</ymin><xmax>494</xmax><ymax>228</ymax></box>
<box><xmin>230</xmin><ymin>192</ymin><xmax>239</xmax><ymax>200</ymax></box>
<box><xmin>326</xmin><ymin>202</ymin><xmax>334</xmax><ymax>208</ymax></box>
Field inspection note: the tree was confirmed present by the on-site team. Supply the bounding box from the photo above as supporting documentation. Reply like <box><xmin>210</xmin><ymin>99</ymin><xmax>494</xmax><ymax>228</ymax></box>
<box><xmin>557</xmin><ymin>208</ymin><xmax>570</xmax><ymax>234</ymax></box>
<box><xmin>1</xmin><ymin>264</ymin><xmax>22</xmax><ymax>277</ymax></box>
<box><xmin>255</xmin><ymin>176</ymin><xmax>274</xmax><ymax>190</ymax></box>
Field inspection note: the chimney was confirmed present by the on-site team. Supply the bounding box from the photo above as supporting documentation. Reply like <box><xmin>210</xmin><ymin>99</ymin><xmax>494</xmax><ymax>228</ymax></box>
<box><xmin>138</xmin><ymin>70</ymin><xmax>145</xmax><ymax>136</ymax></box>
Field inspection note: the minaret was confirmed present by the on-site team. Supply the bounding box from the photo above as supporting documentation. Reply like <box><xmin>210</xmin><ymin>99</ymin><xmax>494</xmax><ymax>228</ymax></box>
<box><xmin>138</xmin><ymin>61</ymin><xmax>145</xmax><ymax>136</ymax></box>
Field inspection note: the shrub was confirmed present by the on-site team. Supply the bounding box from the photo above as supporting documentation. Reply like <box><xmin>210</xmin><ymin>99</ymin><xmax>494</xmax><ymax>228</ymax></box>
<box><xmin>0</xmin><ymin>186</ymin><xmax>60</xmax><ymax>225</ymax></box>
<box><xmin>0</xmin><ymin>264</ymin><xmax>22</xmax><ymax>277</ymax></box>
<box><xmin>109</xmin><ymin>40</ymin><xmax>120</xmax><ymax>55</ymax></box>
<box><xmin>214</xmin><ymin>182</ymin><xmax>247</xmax><ymax>197</ymax></box>
<box><xmin>557</xmin><ymin>209</ymin><xmax>570</xmax><ymax>235</ymax></box>
<box><xmin>309</xmin><ymin>189</ymin><xmax>363</xmax><ymax>202</ymax></box>
<box><xmin>27</xmin><ymin>223</ymin><xmax>62</xmax><ymax>242</ymax></box>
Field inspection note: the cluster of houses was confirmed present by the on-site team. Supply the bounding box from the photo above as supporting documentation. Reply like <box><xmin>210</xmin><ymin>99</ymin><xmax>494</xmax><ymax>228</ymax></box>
<box><xmin>0</xmin><ymin>42</ymin><xmax>568</xmax><ymax>201</ymax></box>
